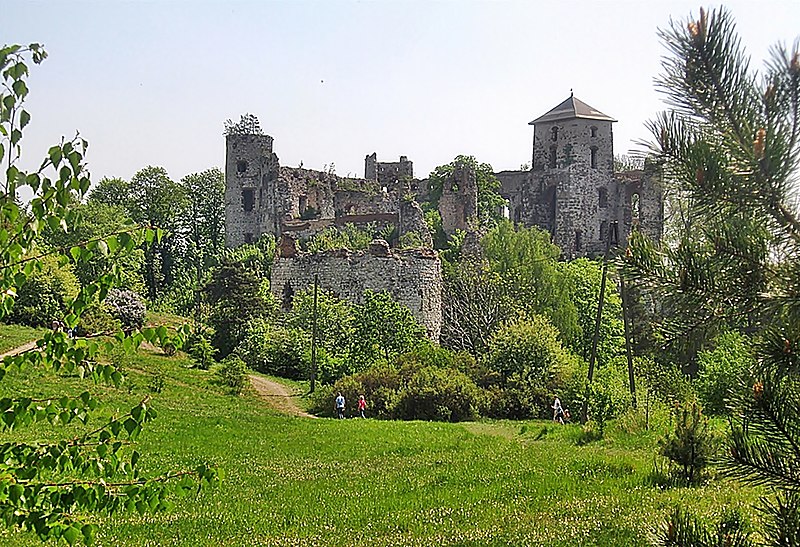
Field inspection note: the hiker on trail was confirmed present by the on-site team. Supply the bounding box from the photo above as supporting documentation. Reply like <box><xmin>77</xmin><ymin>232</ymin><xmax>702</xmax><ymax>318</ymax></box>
<box><xmin>358</xmin><ymin>395</ymin><xmax>366</xmax><ymax>418</ymax></box>
<box><xmin>552</xmin><ymin>396</ymin><xmax>564</xmax><ymax>424</ymax></box>
<box><xmin>335</xmin><ymin>392</ymin><xmax>345</xmax><ymax>419</ymax></box>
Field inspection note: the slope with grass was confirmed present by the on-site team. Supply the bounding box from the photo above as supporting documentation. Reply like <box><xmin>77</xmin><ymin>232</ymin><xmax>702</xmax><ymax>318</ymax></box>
<box><xmin>0</xmin><ymin>335</ymin><xmax>761</xmax><ymax>546</ymax></box>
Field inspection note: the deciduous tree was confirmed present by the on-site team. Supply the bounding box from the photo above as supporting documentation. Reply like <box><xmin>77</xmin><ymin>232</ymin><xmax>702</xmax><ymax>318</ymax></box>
<box><xmin>0</xmin><ymin>43</ymin><xmax>217</xmax><ymax>545</ymax></box>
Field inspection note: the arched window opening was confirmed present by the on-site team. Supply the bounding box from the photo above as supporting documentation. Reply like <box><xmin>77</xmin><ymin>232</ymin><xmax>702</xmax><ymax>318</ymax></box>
<box><xmin>590</xmin><ymin>147</ymin><xmax>598</xmax><ymax>169</ymax></box>
<box><xmin>598</xmin><ymin>187</ymin><xmax>608</xmax><ymax>208</ymax></box>
<box><xmin>590</xmin><ymin>126</ymin><xmax>598</xmax><ymax>138</ymax></box>
<box><xmin>549</xmin><ymin>146</ymin><xmax>557</xmax><ymax>169</ymax></box>
<box><xmin>551</xmin><ymin>126</ymin><xmax>559</xmax><ymax>142</ymax></box>
<box><xmin>631</xmin><ymin>193</ymin><xmax>641</xmax><ymax>223</ymax></box>
<box><xmin>237</xmin><ymin>160</ymin><xmax>248</xmax><ymax>173</ymax></box>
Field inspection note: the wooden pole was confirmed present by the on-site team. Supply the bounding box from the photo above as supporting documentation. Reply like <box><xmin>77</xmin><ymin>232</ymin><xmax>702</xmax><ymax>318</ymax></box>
<box><xmin>620</xmin><ymin>273</ymin><xmax>638</xmax><ymax>409</ymax></box>
<box><xmin>310</xmin><ymin>274</ymin><xmax>319</xmax><ymax>393</ymax></box>
<box><xmin>581</xmin><ymin>222</ymin><xmax>616</xmax><ymax>424</ymax></box>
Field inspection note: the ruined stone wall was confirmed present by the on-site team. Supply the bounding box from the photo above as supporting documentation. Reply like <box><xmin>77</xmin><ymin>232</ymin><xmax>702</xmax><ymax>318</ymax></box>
<box><xmin>439</xmin><ymin>164</ymin><xmax>477</xmax><ymax>236</ymax></box>
<box><xmin>334</xmin><ymin>188</ymin><xmax>398</xmax><ymax>217</ymax></box>
<box><xmin>365</xmin><ymin>153</ymin><xmax>413</xmax><ymax>189</ymax></box>
<box><xmin>270</xmin><ymin>248</ymin><xmax>443</xmax><ymax>340</ymax></box>
<box><xmin>616</xmin><ymin>165</ymin><xmax>663</xmax><ymax>245</ymax></box>
<box><xmin>225</xmin><ymin>133</ymin><xmax>279</xmax><ymax>246</ymax></box>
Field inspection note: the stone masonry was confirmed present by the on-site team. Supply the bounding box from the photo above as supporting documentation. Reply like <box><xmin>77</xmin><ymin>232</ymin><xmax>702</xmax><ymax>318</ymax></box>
<box><xmin>225</xmin><ymin>95</ymin><xmax>663</xmax><ymax>338</ymax></box>
<box><xmin>271</xmin><ymin>243</ymin><xmax>443</xmax><ymax>340</ymax></box>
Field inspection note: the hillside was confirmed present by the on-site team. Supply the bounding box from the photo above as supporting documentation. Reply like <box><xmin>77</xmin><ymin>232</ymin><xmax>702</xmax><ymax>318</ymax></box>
<box><xmin>0</xmin><ymin>337</ymin><xmax>760</xmax><ymax>546</ymax></box>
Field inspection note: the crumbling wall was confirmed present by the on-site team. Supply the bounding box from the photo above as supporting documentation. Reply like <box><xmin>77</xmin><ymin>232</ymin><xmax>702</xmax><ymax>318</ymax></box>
<box><xmin>270</xmin><ymin>245</ymin><xmax>443</xmax><ymax>340</ymax></box>
<box><xmin>224</xmin><ymin>133</ymin><xmax>279</xmax><ymax>246</ymax></box>
<box><xmin>365</xmin><ymin>153</ymin><xmax>413</xmax><ymax>188</ymax></box>
<box><xmin>438</xmin><ymin>164</ymin><xmax>477</xmax><ymax>236</ymax></box>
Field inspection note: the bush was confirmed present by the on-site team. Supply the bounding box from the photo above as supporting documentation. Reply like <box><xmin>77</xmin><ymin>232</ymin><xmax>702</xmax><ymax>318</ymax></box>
<box><xmin>216</xmin><ymin>354</ymin><xmax>249</xmax><ymax>395</ymax></box>
<box><xmin>395</xmin><ymin>366</ymin><xmax>481</xmax><ymax>422</ymax></box>
<box><xmin>9</xmin><ymin>255</ymin><xmax>80</xmax><ymax>327</ymax></box>
<box><xmin>77</xmin><ymin>304</ymin><xmax>120</xmax><ymax>336</ymax></box>
<box><xmin>105</xmin><ymin>288</ymin><xmax>146</xmax><ymax>330</ymax></box>
<box><xmin>237</xmin><ymin>320</ymin><xmax>309</xmax><ymax>380</ymax></box>
<box><xmin>308</xmin><ymin>345</ymin><xmax>483</xmax><ymax>422</ymax></box>
<box><xmin>585</xmin><ymin>361</ymin><xmax>632</xmax><ymax>434</ymax></box>
<box><xmin>483</xmin><ymin>315</ymin><xmax>584</xmax><ymax>419</ymax></box>
<box><xmin>659</xmin><ymin>402</ymin><xmax>717</xmax><ymax>486</ymax></box>
<box><xmin>190</xmin><ymin>334</ymin><xmax>216</xmax><ymax>370</ymax></box>
<box><xmin>696</xmin><ymin>331</ymin><xmax>754</xmax><ymax>415</ymax></box>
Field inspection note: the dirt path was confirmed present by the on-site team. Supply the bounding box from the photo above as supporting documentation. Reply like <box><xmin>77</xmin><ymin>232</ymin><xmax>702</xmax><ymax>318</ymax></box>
<box><xmin>248</xmin><ymin>374</ymin><xmax>316</xmax><ymax>418</ymax></box>
<box><xmin>0</xmin><ymin>340</ymin><xmax>38</xmax><ymax>360</ymax></box>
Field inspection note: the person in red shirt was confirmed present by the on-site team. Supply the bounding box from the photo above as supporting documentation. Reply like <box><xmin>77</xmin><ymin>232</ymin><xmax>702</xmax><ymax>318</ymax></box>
<box><xmin>358</xmin><ymin>395</ymin><xmax>367</xmax><ymax>418</ymax></box>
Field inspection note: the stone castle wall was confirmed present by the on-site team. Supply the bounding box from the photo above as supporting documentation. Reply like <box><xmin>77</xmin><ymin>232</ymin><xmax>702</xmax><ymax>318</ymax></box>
<box><xmin>270</xmin><ymin>247</ymin><xmax>443</xmax><ymax>340</ymax></box>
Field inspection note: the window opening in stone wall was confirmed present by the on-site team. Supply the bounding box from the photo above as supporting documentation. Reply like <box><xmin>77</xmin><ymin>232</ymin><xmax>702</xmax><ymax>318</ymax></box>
<box><xmin>299</xmin><ymin>195</ymin><xmax>308</xmax><ymax>216</ymax></box>
<box><xmin>551</xmin><ymin>127</ymin><xmax>559</xmax><ymax>142</ymax></box>
<box><xmin>631</xmin><ymin>193</ymin><xmax>641</xmax><ymax>222</ymax></box>
<box><xmin>591</xmin><ymin>126</ymin><xmax>598</xmax><ymax>137</ymax></box>
<box><xmin>590</xmin><ymin>147</ymin><xmax>598</xmax><ymax>169</ymax></box>
<box><xmin>598</xmin><ymin>187</ymin><xmax>608</xmax><ymax>208</ymax></box>
<box><xmin>575</xmin><ymin>230</ymin><xmax>582</xmax><ymax>252</ymax></box>
<box><xmin>600</xmin><ymin>221</ymin><xmax>608</xmax><ymax>244</ymax></box>
<box><xmin>243</xmin><ymin>188</ymin><xmax>255</xmax><ymax>212</ymax></box>
<box><xmin>244</xmin><ymin>233</ymin><xmax>253</xmax><ymax>244</ymax></box>
<box><xmin>549</xmin><ymin>146</ymin><xmax>557</xmax><ymax>168</ymax></box>
<box><xmin>282</xmin><ymin>281</ymin><xmax>295</xmax><ymax>311</ymax></box>
<box><xmin>514</xmin><ymin>206</ymin><xmax>521</xmax><ymax>223</ymax></box>
<box><xmin>237</xmin><ymin>160</ymin><xmax>248</xmax><ymax>173</ymax></box>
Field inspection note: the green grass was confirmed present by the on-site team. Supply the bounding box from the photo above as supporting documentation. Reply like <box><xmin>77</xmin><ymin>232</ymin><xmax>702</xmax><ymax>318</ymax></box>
<box><xmin>0</xmin><ymin>323</ymin><xmax>45</xmax><ymax>354</ymax></box>
<box><xmin>0</xmin><ymin>339</ymin><xmax>762</xmax><ymax>546</ymax></box>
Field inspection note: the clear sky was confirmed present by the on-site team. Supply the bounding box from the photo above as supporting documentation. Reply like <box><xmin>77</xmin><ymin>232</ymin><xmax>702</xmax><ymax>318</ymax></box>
<box><xmin>5</xmin><ymin>0</ymin><xmax>800</xmax><ymax>184</ymax></box>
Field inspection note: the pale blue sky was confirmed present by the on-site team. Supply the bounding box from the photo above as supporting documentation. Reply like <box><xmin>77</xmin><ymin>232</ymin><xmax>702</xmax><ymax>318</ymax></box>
<box><xmin>5</xmin><ymin>1</ymin><xmax>800</xmax><ymax>183</ymax></box>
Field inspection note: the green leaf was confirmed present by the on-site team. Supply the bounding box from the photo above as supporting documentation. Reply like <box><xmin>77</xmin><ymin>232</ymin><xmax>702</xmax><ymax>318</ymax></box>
<box><xmin>12</xmin><ymin>79</ymin><xmax>28</xmax><ymax>98</ymax></box>
<box><xmin>123</xmin><ymin>417</ymin><xmax>138</xmax><ymax>436</ymax></box>
<box><xmin>63</xmin><ymin>525</ymin><xmax>80</xmax><ymax>546</ymax></box>
<box><xmin>19</xmin><ymin>109</ymin><xmax>30</xmax><ymax>128</ymax></box>
<box><xmin>49</xmin><ymin>146</ymin><xmax>62</xmax><ymax>166</ymax></box>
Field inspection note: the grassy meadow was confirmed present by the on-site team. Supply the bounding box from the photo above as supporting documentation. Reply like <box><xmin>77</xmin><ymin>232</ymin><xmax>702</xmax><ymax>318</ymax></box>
<box><xmin>0</xmin><ymin>332</ymin><xmax>762</xmax><ymax>546</ymax></box>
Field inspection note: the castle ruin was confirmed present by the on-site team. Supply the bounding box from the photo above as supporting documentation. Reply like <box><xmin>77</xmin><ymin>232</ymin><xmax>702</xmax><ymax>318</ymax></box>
<box><xmin>224</xmin><ymin>95</ymin><xmax>663</xmax><ymax>339</ymax></box>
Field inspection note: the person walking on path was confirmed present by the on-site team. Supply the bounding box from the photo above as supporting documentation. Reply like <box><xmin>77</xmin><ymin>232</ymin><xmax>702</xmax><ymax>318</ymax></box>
<box><xmin>335</xmin><ymin>392</ymin><xmax>346</xmax><ymax>419</ymax></box>
<box><xmin>357</xmin><ymin>395</ymin><xmax>366</xmax><ymax>418</ymax></box>
<box><xmin>552</xmin><ymin>396</ymin><xmax>564</xmax><ymax>424</ymax></box>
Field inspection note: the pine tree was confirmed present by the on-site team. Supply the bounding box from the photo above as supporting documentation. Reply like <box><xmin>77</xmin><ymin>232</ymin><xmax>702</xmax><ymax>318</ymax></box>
<box><xmin>621</xmin><ymin>7</ymin><xmax>800</xmax><ymax>544</ymax></box>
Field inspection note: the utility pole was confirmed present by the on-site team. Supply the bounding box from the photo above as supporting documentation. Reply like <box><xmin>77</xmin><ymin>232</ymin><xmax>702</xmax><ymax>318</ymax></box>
<box><xmin>581</xmin><ymin>222</ymin><xmax>617</xmax><ymax>424</ymax></box>
<box><xmin>310</xmin><ymin>274</ymin><xmax>319</xmax><ymax>393</ymax></box>
<box><xmin>620</xmin><ymin>273</ymin><xmax>638</xmax><ymax>409</ymax></box>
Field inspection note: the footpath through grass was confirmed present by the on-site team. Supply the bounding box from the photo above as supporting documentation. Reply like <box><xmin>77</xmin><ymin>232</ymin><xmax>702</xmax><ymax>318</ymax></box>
<box><xmin>0</xmin><ymin>343</ymin><xmax>761</xmax><ymax>546</ymax></box>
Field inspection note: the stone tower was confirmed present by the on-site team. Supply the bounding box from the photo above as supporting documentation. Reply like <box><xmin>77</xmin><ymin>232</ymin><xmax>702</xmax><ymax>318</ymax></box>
<box><xmin>224</xmin><ymin>133</ymin><xmax>280</xmax><ymax>246</ymax></box>
<box><xmin>529</xmin><ymin>93</ymin><xmax>618</xmax><ymax>256</ymax></box>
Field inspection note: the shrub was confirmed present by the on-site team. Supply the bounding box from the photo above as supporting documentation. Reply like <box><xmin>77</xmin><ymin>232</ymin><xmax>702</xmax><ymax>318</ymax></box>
<box><xmin>148</xmin><ymin>374</ymin><xmax>165</xmax><ymax>393</ymax></box>
<box><xmin>308</xmin><ymin>349</ymin><xmax>483</xmax><ymax>422</ymax></box>
<box><xmin>77</xmin><ymin>304</ymin><xmax>120</xmax><ymax>336</ymax></box>
<box><xmin>659</xmin><ymin>402</ymin><xmax>717</xmax><ymax>486</ymax></box>
<box><xmin>238</xmin><ymin>320</ymin><xmax>309</xmax><ymax>379</ymax></box>
<box><xmin>696</xmin><ymin>331</ymin><xmax>754</xmax><ymax>415</ymax></box>
<box><xmin>190</xmin><ymin>334</ymin><xmax>216</xmax><ymax>370</ymax></box>
<box><xmin>216</xmin><ymin>354</ymin><xmax>249</xmax><ymax>395</ymax></box>
<box><xmin>585</xmin><ymin>361</ymin><xmax>631</xmax><ymax>434</ymax></box>
<box><xmin>483</xmin><ymin>315</ymin><xmax>583</xmax><ymax>418</ymax></box>
<box><xmin>9</xmin><ymin>255</ymin><xmax>80</xmax><ymax>327</ymax></box>
<box><xmin>395</xmin><ymin>366</ymin><xmax>481</xmax><ymax>422</ymax></box>
<box><xmin>105</xmin><ymin>288</ymin><xmax>146</xmax><ymax>329</ymax></box>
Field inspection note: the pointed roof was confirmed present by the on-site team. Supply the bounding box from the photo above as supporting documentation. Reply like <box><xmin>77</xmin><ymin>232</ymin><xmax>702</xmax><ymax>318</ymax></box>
<box><xmin>528</xmin><ymin>94</ymin><xmax>616</xmax><ymax>125</ymax></box>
